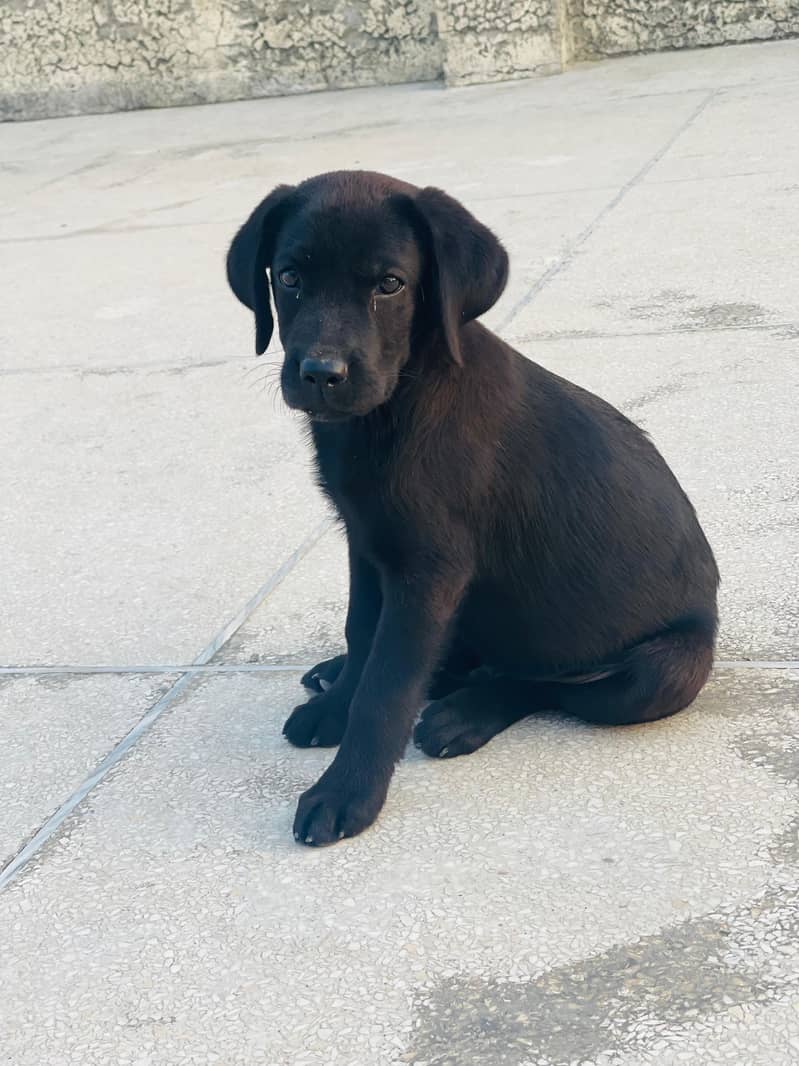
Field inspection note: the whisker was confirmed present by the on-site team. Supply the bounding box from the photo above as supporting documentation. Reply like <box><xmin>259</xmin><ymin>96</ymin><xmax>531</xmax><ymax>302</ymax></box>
<box><xmin>242</xmin><ymin>360</ymin><xmax>282</xmax><ymax>380</ymax></box>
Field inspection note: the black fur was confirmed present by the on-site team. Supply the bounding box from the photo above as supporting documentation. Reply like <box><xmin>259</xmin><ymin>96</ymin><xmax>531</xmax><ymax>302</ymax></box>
<box><xmin>227</xmin><ymin>171</ymin><xmax>719</xmax><ymax>846</ymax></box>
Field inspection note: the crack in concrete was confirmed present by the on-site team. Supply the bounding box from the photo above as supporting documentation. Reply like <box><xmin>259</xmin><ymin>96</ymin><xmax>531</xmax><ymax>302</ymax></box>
<box><xmin>506</xmin><ymin>318</ymin><xmax>799</xmax><ymax>345</ymax></box>
<box><xmin>0</xmin><ymin>517</ymin><xmax>333</xmax><ymax>893</ymax></box>
<box><xmin>1</xmin><ymin>661</ymin><xmax>797</xmax><ymax>677</ymax></box>
<box><xmin>496</xmin><ymin>89</ymin><xmax>718</xmax><ymax>335</ymax></box>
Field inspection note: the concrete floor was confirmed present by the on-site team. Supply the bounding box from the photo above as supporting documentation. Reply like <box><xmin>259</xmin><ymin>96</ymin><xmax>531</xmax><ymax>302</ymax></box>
<box><xmin>2</xmin><ymin>38</ymin><xmax>798</xmax><ymax>1066</ymax></box>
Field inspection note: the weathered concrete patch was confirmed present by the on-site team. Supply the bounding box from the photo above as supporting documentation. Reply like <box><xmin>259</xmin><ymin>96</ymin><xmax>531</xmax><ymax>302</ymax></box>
<box><xmin>623</xmin><ymin>377</ymin><xmax>690</xmax><ymax>412</ymax></box>
<box><xmin>626</xmin><ymin>292</ymin><xmax>772</xmax><ymax>331</ymax></box>
<box><xmin>409</xmin><ymin>879</ymin><xmax>799</xmax><ymax>1065</ymax></box>
<box><xmin>683</xmin><ymin>670</ymin><xmax>799</xmax><ymax>864</ymax></box>
<box><xmin>408</xmin><ymin>668</ymin><xmax>799</xmax><ymax>1064</ymax></box>
<box><xmin>681</xmin><ymin>301</ymin><xmax>772</xmax><ymax>329</ymax></box>
<box><xmin>728</xmin><ymin>674</ymin><xmax>799</xmax><ymax>865</ymax></box>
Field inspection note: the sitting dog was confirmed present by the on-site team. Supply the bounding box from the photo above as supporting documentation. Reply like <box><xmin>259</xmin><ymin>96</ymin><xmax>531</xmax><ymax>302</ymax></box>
<box><xmin>227</xmin><ymin>171</ymin><xmax>719</xmax><ymax>847</ymax></box>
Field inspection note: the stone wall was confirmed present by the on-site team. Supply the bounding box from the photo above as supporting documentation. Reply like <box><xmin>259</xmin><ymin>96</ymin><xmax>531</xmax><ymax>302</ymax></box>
<box><xmin>437</xmin><ymin>0</ymin><xmax>562</xmax><ymax>86</ymax></box>
<box><xmin>1</xmin><ymin>1</ymin><xmax>798</xmax><ymax>122</ymax></box>
<box><xmin>0</xmin><ymin>0</ymin><xmax>443</xmax><ymax>121</ymax></box>
<box><xmin>567</xmin><ymin>0</ymin><xmax>799</xmax><ymax>59</ymax></box>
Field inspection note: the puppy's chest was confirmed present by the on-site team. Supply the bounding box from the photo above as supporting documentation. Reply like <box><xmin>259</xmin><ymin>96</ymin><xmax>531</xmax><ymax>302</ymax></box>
<box><xmin>312</xmin><ymin>433</ymin><xmax>419</xmax><ymax>554</ymax></box>
<box><xmin>314</xmin><ymin>439</ymin><xmax>394</xmax><ymax>518</ymax></box>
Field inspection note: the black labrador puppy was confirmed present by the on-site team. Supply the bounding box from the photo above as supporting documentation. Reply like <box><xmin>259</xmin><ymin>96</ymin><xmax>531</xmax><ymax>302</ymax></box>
<box><xmin>227</xmin><ymin>170</ymin><xmax>719</xmax><ymax>847</ymax></box>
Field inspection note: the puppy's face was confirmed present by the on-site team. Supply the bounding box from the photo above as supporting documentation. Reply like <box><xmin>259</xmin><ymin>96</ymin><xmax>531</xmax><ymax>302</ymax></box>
<box><xmin>271</xmin><ymin>194</ymin><xmax>423</xmax><ymax>421</ymax></box>
<box><xmin>227</xmin><ymin>171</ymin><xmax>509</xmax><ymax>421</ymax></box>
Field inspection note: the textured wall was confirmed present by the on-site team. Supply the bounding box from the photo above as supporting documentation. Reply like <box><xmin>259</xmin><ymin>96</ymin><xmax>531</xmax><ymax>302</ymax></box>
<box><xmin>437</xmin><ymin>0</ymin><xmax>562</xmax><ymax>85</ymax></box>
<box><xmin>568</xmin><ymin>0</ymin><xmax>799</xmax><ymax>59</ymax></box>
<box><xmin>0</xmin><ymin>0</ymin><xmax>442</xmax><ymax>121</ymax></box>
<box><xmin>2</xmin><ymin>1</ymin><xmax>799</xmax><ymax>121</ymax></box>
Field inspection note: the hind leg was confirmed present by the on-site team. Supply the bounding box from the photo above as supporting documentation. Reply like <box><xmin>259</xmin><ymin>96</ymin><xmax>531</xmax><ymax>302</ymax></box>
<box><xmin>414</xmin><ymin>680</ymin><xmax>561</xmax><ymax>758</ymax></box>
<box><xmin>560</xmin><ymin>625</ymin><xmax>714</xmax><ymax>726</ymax></box>
<box><xmin>415</xmin><ymin>623</ymin><xmax>714</xmax><ymax>754</ymax></box>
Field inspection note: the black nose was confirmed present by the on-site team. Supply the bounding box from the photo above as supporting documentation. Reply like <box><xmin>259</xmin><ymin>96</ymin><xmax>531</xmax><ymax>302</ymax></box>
<box><xmin>300</xmin><ymin>356</ymin><xmax>348</xmax><ymax>388</ymax></box>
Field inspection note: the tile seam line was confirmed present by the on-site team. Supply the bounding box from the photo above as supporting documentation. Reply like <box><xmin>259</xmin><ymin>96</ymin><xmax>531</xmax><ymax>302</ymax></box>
<box><xmin>0</xmin><ymin>349</ymin><xmax>284</xmax><ymax>378</ymax></box>
<box><xmin>0</xmin><ymin>664</ymin><xmax>313</xmax><ymax>675</ymax></box>
<box><xmin>0</xmin><ymin>515</ymin><xmax>334</xmax><ymax>894</ymax></box>
<box><xmin>496</xmin><ymin>88</ymin><xmax>719</xmax><ymax>336</ymax></box>
<box><xmin>505</xmin><ymin>320</ymin><xmax>799</xmax><ymax>344</ymax></box>
<box><xmin>1</xmin><ymin>660</ymin><xmax>797</xmax><ymax>676</ymax></box>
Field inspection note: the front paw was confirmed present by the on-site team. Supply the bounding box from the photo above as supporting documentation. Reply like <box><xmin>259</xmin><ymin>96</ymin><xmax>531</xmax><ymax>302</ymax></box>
<box><xmin>283</xmin><ymin>690</ymin><xmax>349</xmax><ymax>748</ymax></box>
<box><xmin>301</xmin><ymin>654</ymin><xmax>346</xmax><ymax>693</ymax></box>
<box><xmin>293</xmin><ymin>772</ymin><xmax>388</xmax><ymax>846</ymax></box>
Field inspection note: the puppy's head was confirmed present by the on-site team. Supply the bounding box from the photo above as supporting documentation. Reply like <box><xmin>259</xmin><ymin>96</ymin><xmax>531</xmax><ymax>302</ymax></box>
<box><xmin>226</xmin><ymin>171</ymin><xmax>508</xmax><ymax>421</ymax></box>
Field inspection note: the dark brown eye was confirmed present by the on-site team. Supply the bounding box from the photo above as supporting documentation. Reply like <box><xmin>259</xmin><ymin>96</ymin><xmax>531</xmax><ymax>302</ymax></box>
<box><xmin>278</xmin><ymin>268</ymin><xmax>300</xmax><ymax>288</ymax></box>
<box><xmin>377</xmin><ymin>275</ymin><xmax>404</xmax><ymax>295</ymax></box>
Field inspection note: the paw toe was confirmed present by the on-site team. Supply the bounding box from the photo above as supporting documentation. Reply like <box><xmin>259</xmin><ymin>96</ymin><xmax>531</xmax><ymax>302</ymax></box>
<box><xmin>283</xmin><ymin>695</ymin><xmax>347</xmax><ymax>748</ymax></box>
<box><xmin>414</xmin><ymin>700</ymin><xmax>489</xmax><ymax>759</ymax></box>
<box><xmin>293</xmin><ymin>792</ymin><xmax>378</xmax><ymax>847</ymax></box>
<box><xmin>301</xmin><ymin>654</ymin><xmax>345</xmax><ymax>692</ymax></box>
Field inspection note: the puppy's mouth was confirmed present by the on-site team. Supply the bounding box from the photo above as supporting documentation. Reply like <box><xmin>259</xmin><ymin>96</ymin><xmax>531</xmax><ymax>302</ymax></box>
<box><xmin>281</xmin><ymin>391</ymin><xmax>354</xmax><ymax>421</ymax></box>
<box><xmin>303</xmin><ymin>408</ymin><xmax>351</xmax><ymax>423</ymax></box>
<box><xmin>281</xmin><ymin>374</ymin><xmax>394</xmax><ymax>422</ymax></box>
<box><xmin>282</xmin><ymin>387</ymin><xmax>380</xmax><ymax>422</ymax></box>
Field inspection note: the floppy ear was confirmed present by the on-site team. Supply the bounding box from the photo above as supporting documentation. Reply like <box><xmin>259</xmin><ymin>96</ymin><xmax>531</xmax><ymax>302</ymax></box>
<box><xmin>226</xmin><ymin>184</ymin><xmax>295</xmax><ymax>355</ymax></box>
<box><xmin>413</xmin><ymin>187</ymin><xmax>509</xmax><ymax>366</ymax></box>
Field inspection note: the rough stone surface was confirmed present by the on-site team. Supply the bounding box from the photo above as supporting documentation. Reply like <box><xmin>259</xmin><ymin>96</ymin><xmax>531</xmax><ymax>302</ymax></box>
<box><xmin>437</xmin><ymin>0</ymin><xmax>562</xmax><ymax>85</ymax></box>
<box><xmin>0</xmin><ymin>0</ymin><xmax>441</xmax><ymax>121</ymax></box>
<box><xmin>569</xmin><ymin>0</ymin><xmax>799</xmax><ymax>60</ymax></box>
<box><xmin>4</xmin><ymin>0</ymin><xmax>799</xmax><ymax>121</ymax></box>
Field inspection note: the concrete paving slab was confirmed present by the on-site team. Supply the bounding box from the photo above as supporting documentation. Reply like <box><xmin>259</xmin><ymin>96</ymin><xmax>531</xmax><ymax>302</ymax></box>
<box><xmin>216</xmin><ymin>525</ymin><xmax>348</xmax><ymax>666</ymax></box>
<box><xmin>0</xmin><ymin>668</ymin><xmax>796</xmax><ymax>1064</ymax></box>
<box><xmin>648</xmin><ymin>77</ymin><xmax>799</xmax><ymax>184</ymax></box>
<box><xmin>0</xmin><ymin>363</ymin><xmax>327</xmax><ymax>664</ymax></box>
<box><xmin>0</xmin><ymin>69</ymin><xmax>728</xmax><ymax>243</ymax></box>
<box><xmin>0</xmin><ymin>225</ymin><xmax>247</xmax><ymax>374</ymax></box>
<box><xmin>0</xmin><ymin>672</ymin><xmax>177</xmax><ymax>865</ymax></box>
<box><xmin>507</xmin><ymin>173</ymin><xmax>799</xmax><ymax>340</ymax></box>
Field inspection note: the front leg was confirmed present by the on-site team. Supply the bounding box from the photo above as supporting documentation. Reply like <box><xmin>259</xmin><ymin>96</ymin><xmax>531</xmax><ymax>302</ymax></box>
<box><xmin>293</xmin><ymin>564</ymin><xmax>470</xmax><ymax>845</ymax></box>
<box><xmin>283</xmin><ymin>545</ymin><xmax>381</xmax><ymax>747</ymax></box>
